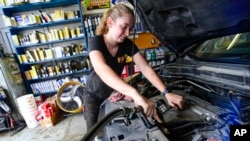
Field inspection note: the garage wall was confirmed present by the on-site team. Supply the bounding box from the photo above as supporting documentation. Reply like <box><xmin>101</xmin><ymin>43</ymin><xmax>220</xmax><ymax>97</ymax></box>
<box><xmin>0</xmin><ymin>9</ymin><xmax>14</xmax><ymax>55</ymax></box>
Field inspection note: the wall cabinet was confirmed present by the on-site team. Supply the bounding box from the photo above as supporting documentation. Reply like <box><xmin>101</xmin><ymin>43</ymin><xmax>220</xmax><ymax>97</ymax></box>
<box><xmin>1</xmin><ymin>0</ymin><xmax>89</xmax><ymax>96</ymax></box>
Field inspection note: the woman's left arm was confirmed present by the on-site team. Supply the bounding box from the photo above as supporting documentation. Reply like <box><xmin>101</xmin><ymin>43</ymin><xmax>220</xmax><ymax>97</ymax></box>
<box><xmin>133</xmin><ymin>52</ymin><xmax>184</xmax><ymax>110</ymax></box>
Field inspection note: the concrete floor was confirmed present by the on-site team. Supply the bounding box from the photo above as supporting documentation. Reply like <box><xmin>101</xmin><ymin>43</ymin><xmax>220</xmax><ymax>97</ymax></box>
<box><xmin>0</xmin><ymin>113</ymin><xmax>87</xmax><ymax>141</ymax></box>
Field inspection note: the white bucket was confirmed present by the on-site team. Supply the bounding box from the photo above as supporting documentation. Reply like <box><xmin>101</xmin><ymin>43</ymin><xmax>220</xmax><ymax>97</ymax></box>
<box><xmin>16</xmin><ymin>94</ymin><xmax>36</xmax><ymax>104</ymax></box>
<box><xmin>19</xmin><ymin>103</ymin><xmax>37</xmax><ymax>113</ymax></box>
<box><xmin>23</xmin><ymin>113</ymin><xmax>39</xmax><ymax>128</ymax></box>
<box><xmin>16</xmin><ymin>94</ymin><xmax>39</xmax><ymax>128</ymax></box>
<box><xmin>21</xmin><ymin>108</ymin><xmax>39</xmax><ymax>118</ymax></box>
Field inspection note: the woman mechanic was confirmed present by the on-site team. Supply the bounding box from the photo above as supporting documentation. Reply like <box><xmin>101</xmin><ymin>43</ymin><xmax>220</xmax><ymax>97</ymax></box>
<box><xmin>83</xmin><ymin>3</ymin><xmax>185</xmax><ymax>132</ymax></box>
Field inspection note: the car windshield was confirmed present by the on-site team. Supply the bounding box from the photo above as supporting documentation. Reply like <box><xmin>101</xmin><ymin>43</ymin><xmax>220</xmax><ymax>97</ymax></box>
<box><xmin>193</xmin><ymin>32</ymin><xmax>250</xmax><ymax>62</ymax></box>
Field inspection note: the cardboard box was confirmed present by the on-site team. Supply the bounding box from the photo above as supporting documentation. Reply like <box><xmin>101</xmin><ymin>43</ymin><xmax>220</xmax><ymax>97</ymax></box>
<box><xmin>39</xmin><ymin>107</ymin><xmax>63</xmax><ymax>128</ymax></box>
<box><xmin>39</xmin><ymin>96</ymin><xmax>64</xmax><ymax>128</ymax></box>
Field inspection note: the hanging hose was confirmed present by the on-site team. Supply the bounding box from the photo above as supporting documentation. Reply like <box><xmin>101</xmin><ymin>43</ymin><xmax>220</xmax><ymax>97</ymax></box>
<box><xmin>227</xmin><ymin>90</ymin><xmax>243</xmax><ymax>121</ymax></box>
<box><xmin>80</xmin><ymin>106</ymin><xmax>143</xmax><ymax>141</ymax></box>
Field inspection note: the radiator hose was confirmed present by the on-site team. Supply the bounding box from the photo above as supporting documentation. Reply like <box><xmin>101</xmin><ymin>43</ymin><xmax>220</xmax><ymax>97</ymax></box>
<box><xmin>80</xmin><ymin>106</ymin><xmax>143</xmax><ymax>141</ymax></box>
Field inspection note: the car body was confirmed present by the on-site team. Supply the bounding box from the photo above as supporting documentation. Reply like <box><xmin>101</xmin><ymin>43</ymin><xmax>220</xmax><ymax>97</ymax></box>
<box><xmin>94</xmin><ymin>0</ymin><xmax>250</xmax><ymax>141</ymax></box>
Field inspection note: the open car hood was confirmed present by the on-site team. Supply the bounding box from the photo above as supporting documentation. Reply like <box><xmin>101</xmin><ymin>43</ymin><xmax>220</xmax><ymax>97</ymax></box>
<box><xmin>129</xmin><ymin>0</ymin><xmax>250</xmax><ymax>53</ymax></box>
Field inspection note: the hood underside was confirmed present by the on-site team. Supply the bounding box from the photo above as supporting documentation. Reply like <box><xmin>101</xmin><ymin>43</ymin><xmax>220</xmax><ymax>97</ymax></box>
<box><xmin>129</xmin><ymin>0</ymin><xmax>250</xmax><ymax>52</ymax></box>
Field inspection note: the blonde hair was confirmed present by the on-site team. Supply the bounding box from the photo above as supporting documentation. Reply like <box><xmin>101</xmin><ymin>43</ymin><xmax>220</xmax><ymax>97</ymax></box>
<box><xmin>95</xmin><ymin>3</ymin><xmax>134</xmax><ymax>35</ymax></box>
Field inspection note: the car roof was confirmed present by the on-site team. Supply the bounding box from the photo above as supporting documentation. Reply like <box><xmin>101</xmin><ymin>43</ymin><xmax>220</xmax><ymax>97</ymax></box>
<box><xmin>128</xmin><ymin>0</ymin><xmax>250</xmax><ymax>53</ymax></box>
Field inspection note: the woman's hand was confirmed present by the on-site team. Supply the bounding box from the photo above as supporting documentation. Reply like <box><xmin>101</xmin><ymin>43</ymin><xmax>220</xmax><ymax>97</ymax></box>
<box><xmin>134</xmin><ymin>95</ymin><xmax>163</xmax><ymax>123</ymax></box>
<box><xmin>165</xmin><ymin>93</ymin><xmax>185</xmax><ymax>110</ymax></box>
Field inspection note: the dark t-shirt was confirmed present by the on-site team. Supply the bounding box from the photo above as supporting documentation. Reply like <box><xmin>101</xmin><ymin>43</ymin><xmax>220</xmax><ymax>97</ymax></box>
<box><xmin>86</xmin><ymin>35</ymin><xmax>139</xmax><ymax>100</ymax></box>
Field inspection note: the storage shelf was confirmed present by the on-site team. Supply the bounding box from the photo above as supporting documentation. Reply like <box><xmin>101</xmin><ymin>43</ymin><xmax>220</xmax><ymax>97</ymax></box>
<box><xmin>2</xmin><ymin>0</ymin><xmax>89</xmax><ymax>95</ymax></box>
<box><xmin>2</xmin><ymin>0</ymin><xmax>79</xmax><ymax>16</ymax></box>
<box><xmin>26</xmin><ymin>69</ymin><xmax>89</xmax><ymax>82</ymax></box>
<box><xmin>33</xmin><ymin>91</ymin><xmax>57</xmax><ymax>96</ymax></box>
<box><xmin>20</xmin><ymin>53</ymin><xmax>89</xmax><ymax>65</ymax></box>
<box><xmin>9</xmin><ymin>18</ymin><xmax>82</xmax><ymax>31</ymax></box>
<box><xmin>14</xmin><ymin>36</ymin><xmax>85</xmax><ymax>49</ymax></box>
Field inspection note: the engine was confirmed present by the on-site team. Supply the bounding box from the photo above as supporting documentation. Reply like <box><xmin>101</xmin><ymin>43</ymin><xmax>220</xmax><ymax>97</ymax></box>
<box><xmin>100</xmin><ymin>73</ymin><xmax>250</xmax><ymax>141</ymax></box>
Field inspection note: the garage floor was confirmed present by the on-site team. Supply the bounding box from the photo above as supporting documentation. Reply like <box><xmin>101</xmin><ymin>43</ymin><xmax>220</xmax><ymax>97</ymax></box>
<box><xmin>0</xmin><ymin>113</ymin><xmax>87</xmax><ymax>141</ymax></box>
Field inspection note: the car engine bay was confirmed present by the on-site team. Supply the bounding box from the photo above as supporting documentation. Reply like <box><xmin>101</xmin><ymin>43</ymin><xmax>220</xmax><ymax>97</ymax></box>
<box><xmin>98</xmin><ymin>59</ymin><xmax>250</xmax><ymax>141</ymax></box>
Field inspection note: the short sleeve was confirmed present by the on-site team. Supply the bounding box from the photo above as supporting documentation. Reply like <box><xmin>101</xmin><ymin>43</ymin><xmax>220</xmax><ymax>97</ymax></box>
<box><xmin>88</xmin><ymin>35</ymin><xmax>105</xmax><ymax>53</ymax></box>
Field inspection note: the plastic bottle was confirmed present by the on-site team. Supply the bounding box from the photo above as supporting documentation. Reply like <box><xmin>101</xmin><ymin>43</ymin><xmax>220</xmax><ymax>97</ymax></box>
<box><xmin>146</xmin><ymin>50</ymin><xmax>151</xmax><ymax>61</ymax></box>
<box><xmin>151</xmin><ymin>49</ymin><xmax>156</xmax><ymax>60</ymax></box>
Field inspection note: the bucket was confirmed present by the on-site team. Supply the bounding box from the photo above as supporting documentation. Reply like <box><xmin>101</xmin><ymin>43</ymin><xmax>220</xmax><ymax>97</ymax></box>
<box><xmin>22</xmin><ymin>113</ymin><xmax>39</xmax><ymax>128</ymax></box>
<box><xmin>16</xmin><ymin>94</ymin><xmax>39</xmax><ymax>128</ymax></box>
<box><xmin>16</xmin><ymin>94</ymin><xmax>36</xmax><ymax>105</ymax></box>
